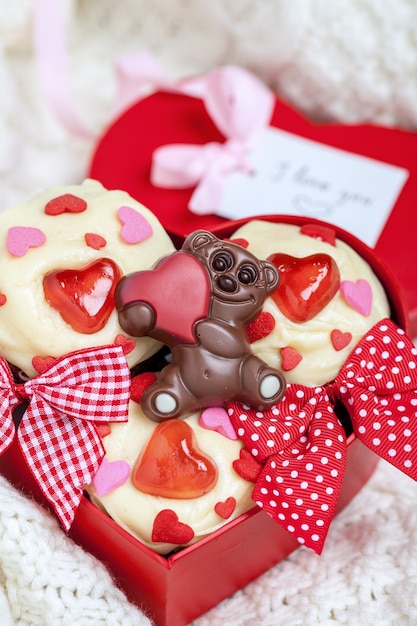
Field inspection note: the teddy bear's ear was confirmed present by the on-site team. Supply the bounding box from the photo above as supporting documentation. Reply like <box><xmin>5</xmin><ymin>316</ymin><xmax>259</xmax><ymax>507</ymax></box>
<box><xmin>263</xmin><ymin>260</ymin><xmax>279</xmax><ymax>293</ymax></box>
<box><xmin>183</xmin><ymin>230</ymin><xmax>218</xmax><ymax>252</ymax></box>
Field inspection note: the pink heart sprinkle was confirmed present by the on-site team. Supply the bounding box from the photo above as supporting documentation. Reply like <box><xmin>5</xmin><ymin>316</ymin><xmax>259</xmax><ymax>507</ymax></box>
<box><xmin>7</xmin><ymin>226</ymin><xmax>46</xmax><ymax>257</ymax></box>
<box><xmin>199</xmin><ymin>407</ymin><xmax>238</xmax><ymax>440</ymax></box>
<box><xmin>340</xmin><ymin>279</ymin><xmax>372</xmax><ymax>316</ymax></box>
<box><xmin>118</xmin><ymin>206</ymin><xmax>153</xmax><ymax>244</ymax></box>
<box><xmin>93</xmin><ymin>457</ymin><xmax>131</xmax><ymax>496</ymax></box>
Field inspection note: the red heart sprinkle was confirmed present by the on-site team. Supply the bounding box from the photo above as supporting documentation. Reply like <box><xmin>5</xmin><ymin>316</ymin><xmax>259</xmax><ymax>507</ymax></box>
<box><xmin>96</xmin><ymin>423</ymin><xmax>112</xmax><ymax>438</ymax></box>
<box><xmin>152</xmin><ymin>509</ymin><xmax>195</xmax><ymax>544</ymax></box>
<box><xmin>245</xmin><ymin>311</ymin><xmax>275</xmax><ymax>343</ymax></box>
<box><xmin>226</xmin><ymin>238</ymin><xmax>249</xmax><ymax>248</ymax></box>
<box><xmin>330</xmin><ymin>328</ymin><xmax>352</xmax><ymax>351</ymax></box>
<box><xmin>43</xmin><ymin>258</ymin><xmax>122</xmax><ymax>334</ymax></box>
<box><xmin>280</xmin><ymin>346</ymin><xmax>303</xmax><ymax>371</ymax></box>
<box><xmin>300</xmin><ymin>223</ymin><xmax>336</xmax><ymax>246</ymax></box>
<box><xmin>214</xmin><ymin>496</ymin><xmax>236</xmax><ymax>519</ymax></box>
<box><xmin>32</xmin><ymin>355</ymin><xmax>58</xmax><ymax>374</ymax></box>
<box><xmin>114</xmin><ymin>333</ymin><xmax>135</xmax><ymax>355</ymax></box>
<box><xmin>0</xmin><ymin>294</ymin><xmax>6</xmax><ymax>306</ymax></box>
<box><xmin>133</xmin><ymin>420</ymin><xmax>218</xmax><ymax>498</ymax></box>
<box><xmin>130</xmin><ymin>372</ymin><xmax>158</xmax><ymax>404</ymax></box>
<box><xmin>268</xmin><ymin>252</ymin><xmax>340</xmax><ymax>323</ymax></box>
<box><xmin>232</xmin><ymin>448</ymin><xmax>262</xmax><ymax>483</ymax></box>
<box><xmin>85</xmin><ymin>233</ymin><xmax>107</xmax><ymax>250</ymax></box>
<box><xmin>44</xmin><ymin>194</ymin><xmax>87</xmax><ymax>215</ymax></box>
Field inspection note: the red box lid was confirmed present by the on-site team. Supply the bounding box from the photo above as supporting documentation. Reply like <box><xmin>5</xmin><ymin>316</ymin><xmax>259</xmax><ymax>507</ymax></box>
<box><xmin>89</xmin><ymin>91</ymin><xmax>417</xmax><ymax>336</ymax></box>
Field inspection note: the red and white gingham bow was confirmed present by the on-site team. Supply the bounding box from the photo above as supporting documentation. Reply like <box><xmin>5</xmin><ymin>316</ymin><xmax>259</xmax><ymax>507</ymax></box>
<box><xmin>0</xmin><ymin>345</ymin><xmax>130</xmax><ymax>530</ymax></box>
<box><xmin>227</xmin><ymin>319</ymin><xmax>417</xmax><ymax>554</ymax></box>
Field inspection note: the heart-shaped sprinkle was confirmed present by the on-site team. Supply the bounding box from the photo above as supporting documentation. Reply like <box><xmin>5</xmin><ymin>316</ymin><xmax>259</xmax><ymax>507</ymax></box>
<box><xmin>152</xmin><ymin>509</ymin><xmax>195</xmax><ymax>544</ymax></box>
<box><xmin>32</xmin><ymin>355</ymin><xmax>58</xmax><ymax>374</ymax></box>
<box><xmin>268</xmin><ymin>252</ymin><xmax>340</xmax><ymax>323</ymax></box>
<box><xmin>280</xmin><ymin>346</ymin><xmax>303</xmax><ymax>371</ymax></box>
<box><xmin>114</xmin><ymin>333</ymin><xmax>135</xmax><ymax>355</ymax></box>
<box><xmin>245</xmin><ymin>311</ymin><xmax>275</xmax><ymax>343</ymax></box>
<box><xmin>45</xmin><ymin>194</ymin><xmax>87</xmax><ymax>215</ymax></box>
<box><xmin>93</xmin><ymin>457</ymin><xmax>131</xmax><ymax>496</ymax></box>
<box><xmin>330</xmin><ymin>328</ymin><xmax>352</xmax><ymax>351</ymax></box>
<box><xmin>300</xmin><ymin>223</ymin><xmax>336</xmax><ymax>246</ymax></box>
<box><xmin>232</xmin><ymin>447</ymin><xmax>262</xmax><ymax>483</ymax></box>
<box><xmin>85</xmin><ymin>233</ymin><xmax>107</xmax><ymax>250</ymax></box>
<box><xmin>0</xmin><ymin>294</ymin><xmax>6</xmax><ymax>306</ymax></box>
<box><xmin>118</xmin><ymin>206</ymin><xmax>153</xmax><ymax>244</ymax></box>
<box><xmin>214</xmin><ymin>496</ymin><xmax>236</xmax><ymax>519</ymax></box>
<box><xmin>43</xmin><ymin>258</ymin><xmax>122</xmax><ymax>334</ymax></box>
<box><xmin>340</xmin><ymin>279</ymin><xmax>372</xmax><ymax>316</ymax></box>
<box><xmin>96</xmin><ymin>423</ymin><xmax>111</xmax><ymax>438</ymax></box>
<box><xmin>133</xmin><ymin>420</ymin><xmax>218</xmax><ymax>498</ymax></box>
<box><xmin>7</xmin><ymin>226</ymin><xmax>46</xmax><ymax>257</ymax></box>
<box><xmin>227</xmin><ymin>237</ymin><xmax>249</xmax><ymax>248</ymax></box>
<box><xmin>130</xmin><ymin>372</ymin><xmax>158</xmax><ymax>404</ymax></box>
<box><xmin>199</xmin><ymin>407</ymin><xmax>238</xmax><ymax>440</ymax></box>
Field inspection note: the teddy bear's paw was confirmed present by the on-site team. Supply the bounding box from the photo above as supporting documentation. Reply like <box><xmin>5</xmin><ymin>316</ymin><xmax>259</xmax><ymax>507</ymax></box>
<box><xmin>153</xmin><ymin>391</ymin><xmax>178</xmax><ymax>415</ymax></box>
<box><xmin>260</xmin><ymin>374</ymin><xmax>283</xmax><ymax>400</ymax></box>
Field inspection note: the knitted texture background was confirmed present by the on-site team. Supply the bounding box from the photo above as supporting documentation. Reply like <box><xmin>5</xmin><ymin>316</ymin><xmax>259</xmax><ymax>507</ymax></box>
<box><xmin>0</xmin><ymin>1</ymin><xmax>417</xmax><ymax>624</ymax></box>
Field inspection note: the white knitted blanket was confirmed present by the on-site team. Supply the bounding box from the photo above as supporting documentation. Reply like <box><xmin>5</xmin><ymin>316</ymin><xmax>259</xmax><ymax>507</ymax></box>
<box><xmin>1</xmin><ymin>2</ymin><xmax>417</xmax><ymax>624</ymax></box>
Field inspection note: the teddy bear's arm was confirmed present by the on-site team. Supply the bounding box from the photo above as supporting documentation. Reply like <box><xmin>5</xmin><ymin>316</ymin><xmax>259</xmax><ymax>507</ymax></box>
<box><xmin>194</xmin><ymin>318</ymin><xmax>246</xmax><ymax>358</ymax></box>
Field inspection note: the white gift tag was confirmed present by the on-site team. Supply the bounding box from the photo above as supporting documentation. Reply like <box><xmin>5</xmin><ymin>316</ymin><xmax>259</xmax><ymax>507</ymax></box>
<box><xmin>218</xmin><ymin>127</ymin><xmax>409</xmax><ymax>247</ymax></box>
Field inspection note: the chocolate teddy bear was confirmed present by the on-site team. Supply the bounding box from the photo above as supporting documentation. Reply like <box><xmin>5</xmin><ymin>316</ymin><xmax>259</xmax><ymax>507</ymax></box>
<box><xmin>115</xmin><ymin>230</ymin><xmax>285</xmax><ymax>421</ymax></box>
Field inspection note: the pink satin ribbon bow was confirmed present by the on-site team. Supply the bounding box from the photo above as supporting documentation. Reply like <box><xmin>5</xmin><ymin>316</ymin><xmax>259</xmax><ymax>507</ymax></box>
<box><xmin>151</xmin><ymin>66</ymin><xmax>275</xmax><ymax>215</ymax></box>
<box><xmin>227</xmin><ymin>319</ymin><xmax>417</xmax><ymax>554</ymax></box>
<box><xmin>0</xmin><ymin>345</ymin><xmax>130</xmax><ymax>530</ymax></box>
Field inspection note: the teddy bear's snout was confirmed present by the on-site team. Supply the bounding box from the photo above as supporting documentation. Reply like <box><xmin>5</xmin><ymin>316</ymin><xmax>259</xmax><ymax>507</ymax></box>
<box><xmin>215</xmin><ymin>274</ymin><xmax>237</xmax><ymax>293</ymax></box>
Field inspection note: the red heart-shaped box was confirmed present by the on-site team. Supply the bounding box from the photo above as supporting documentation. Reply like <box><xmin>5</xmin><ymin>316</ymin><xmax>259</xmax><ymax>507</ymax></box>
<box><xmin>0</xmin><ymin>214</ymin><xmax>409</xmax><ymax>626</ymax></box>
<box><xmin>89</xmin><ymin>91</ymin><xmax>417</xmax><ymax>336</ymax></box>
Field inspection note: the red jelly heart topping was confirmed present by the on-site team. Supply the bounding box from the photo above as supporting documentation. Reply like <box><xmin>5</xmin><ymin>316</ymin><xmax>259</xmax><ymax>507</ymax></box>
<box><xmin>268</xmin><ymin>253</ymin><xmax>340</xmax><ymax>323</ymax></box>
<box><xmin>133</xmin><ymin>420</ymin><xmax>218</xmax><ymax>499</ymax></box>
<box><xmin>43</xmin><ymin>258</ymin><xmax>122</xmax><ymax>334</ymax></box>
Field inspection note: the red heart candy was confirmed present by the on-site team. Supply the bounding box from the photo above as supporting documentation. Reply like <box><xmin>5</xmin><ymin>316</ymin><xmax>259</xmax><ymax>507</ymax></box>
<box><xmin>43</xmin><ymin>258</ymin><xmax>122</xmax><ymax>334</ymax></box>
<box><xmin>133</xmin><ymin>420</ymin><xmax>218</xmax><ymax>498</ymax></box>
<box><xmin>0</xmin><ymin>294</ymin><xmax>6</xmax><ymax>306</ymax></box>
<box><xmin>85</xmin><ymin>233</ymin><xmax>107</xmax><ymax>250</ymax></box>
<box><xmin>114</xmin><ymin>333</ymin><xmax>136</xmax><ymax>355</ymax></box>
<box><xmin>280</xmin><ymin>346</ymin><xmax>303</xmax><ymax>371</ymax></box>
<box><xmin>44</xmin><ymin>194</ymin><xmax>87</xmax><ymax>215</ymax></box>
<box><xmin>96</xmin><ymin>423</ymin><xmax>112</xmax><ymax>438</ymax></box>
<box><xmin>226</xmin><ymin>238</ymin><xmax>249</xmax><ymax>249</ymax></box>
<box><xmin>152</xmin><ymin>509</ymin><xmax>195</xmax><ymax>544</ymax></box>
<box><xmin>130</xmin><ymin>372</ymin><xmax>158</xmax><ymax>404</ymax></box>
<box><xmin>268</xmin><ymin>253</ymin><xmax>340</xmax><ymax>323</ymax></box>
<box><xmin>32</xmin><ymin>355</ymin><xmax>58</xmax><ymax>374</ymax></box>
<box><xmin>214</xmin><ymin>496</ymin><xmax>236</xmax><ymax>519</ymax></box>
<box><xmin>232</xmin><ymin>447</ymin><xmax>262</xmax><ymax>483</ymax></box>
<box><xmin>245</xmin><ymin>311</ymin><xmax>275</xmax><ymax>343</ymax></box>
<box><xmin>330</xmin><ymin>328</ymin><xmax>352</xmax><ymax>351</ymax></box>
<box><xmin>300</xmin><ymin>223</ymin><xmax>336</xmax><ymax>246</ymax></box>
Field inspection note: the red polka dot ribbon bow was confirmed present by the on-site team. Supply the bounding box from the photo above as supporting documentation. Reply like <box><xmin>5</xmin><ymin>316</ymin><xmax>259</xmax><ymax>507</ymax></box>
<box><xmin>0</xmin><ymin>345</ymin><xmax>130</xmax><ymax>530</ymax></box>
<box><xmin>227</xmin><ymin>319</ymin><xmax>417</xmax><ymax>554</ymax></box>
